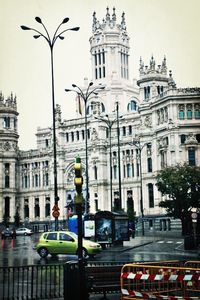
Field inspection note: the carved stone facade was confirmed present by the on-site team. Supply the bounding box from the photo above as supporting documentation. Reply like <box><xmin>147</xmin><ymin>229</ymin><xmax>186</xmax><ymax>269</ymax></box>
<box><xmin>0</xmin><ymin>8</ymin><xmax>200</xmax><ymax>230</ymax></box>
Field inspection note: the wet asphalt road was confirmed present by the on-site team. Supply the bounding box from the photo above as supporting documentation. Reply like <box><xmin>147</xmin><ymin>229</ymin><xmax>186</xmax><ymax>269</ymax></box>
<box><xmin>0</xmin><ymin>232</ymin><xmax>199</xmax><ymax>267</ymax></box>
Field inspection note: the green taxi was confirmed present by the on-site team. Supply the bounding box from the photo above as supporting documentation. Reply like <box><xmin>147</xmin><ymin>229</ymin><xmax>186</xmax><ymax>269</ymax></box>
<box><xmin>36</xmin><ymin>230</ymin><xmax>102</xmax><ymax>258</ymax></box>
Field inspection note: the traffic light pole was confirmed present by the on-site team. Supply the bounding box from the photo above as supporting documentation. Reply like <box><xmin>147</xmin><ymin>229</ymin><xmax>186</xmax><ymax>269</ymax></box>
<box><xmin>74</xmin><ymin>155</ymin><xmax>88</xmax><ymax>299</ymax></box>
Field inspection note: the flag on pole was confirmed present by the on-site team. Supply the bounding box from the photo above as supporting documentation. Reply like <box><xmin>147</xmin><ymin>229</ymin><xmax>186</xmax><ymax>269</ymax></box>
<box><xmin>76</xmin><ymin>94</ymin><xmax>82</xmax><ymax>115</ymax></box>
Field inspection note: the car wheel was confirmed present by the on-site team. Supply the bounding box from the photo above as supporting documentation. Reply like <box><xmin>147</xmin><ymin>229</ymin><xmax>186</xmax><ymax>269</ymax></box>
<box><xmin>38</xmin><ymin>248</ymin><xmax>48</xmax><ymax>258</ymax></box>
<box><xmin>82</xmin><ymin>248</ymin><xmax>88</xmax><ymax>258</ymax></box>
<box><xmin>76</xmin><ymin>248</ymin><xmax>88</xmax><ymax>258</ymax></box>
<box><xmin>24</xmin><ymin>233</ymin><xmax>27</xmax><ymax>236</ymax></box>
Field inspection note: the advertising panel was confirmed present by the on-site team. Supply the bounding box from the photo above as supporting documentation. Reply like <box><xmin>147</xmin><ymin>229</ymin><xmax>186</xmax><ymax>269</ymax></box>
<box><xmin>114</xmin><ymin>219</ymin><xmax>129</xmax><ymax>241</ymax></box>
<box><xmin>95</xmin><ymin>218</ymin><xmax>112</xmax><ymax>243</ymax></box>
<box><xmin>84</xmin><ymin>220</ymin><xmax>95</xmax><ymax>237</ymax></box>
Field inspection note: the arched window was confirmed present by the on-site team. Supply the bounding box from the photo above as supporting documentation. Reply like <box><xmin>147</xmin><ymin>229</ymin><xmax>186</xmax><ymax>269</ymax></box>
<box><xmin>82</xmin><ymin>130</ymin><xmax>85</xmax><ymax>140</ymax></box>
<box><xmin>113</xmin><ymin>165</ymin><xmax>117</xmax><ymax>179</ymax></box>
<box><xmin>76</xmin><ymin>131</ymin><xmax>79</xmax><ymax>141</ymax></box>
<box><xmin>87</xmin><ymin>102</ymin><xmax>105</xmax><ymax>115</ymax></box>
<box><xmin>24</xmin><ymin>205</ymin><xmax>29</xmax><ymax>218</ymax></box>
<box><xmin>188</xmin><ymin>148</ymin><xmax>196</xmax><ymax>166</ymax></box>
<box><xmin>34</xmin><ymin>198</ymin><xmax>40</xmax><ymax>217</ymax></box>
<box><xmin>35</xmin><ymin>174</ymin><xmax>39</xmax><ymax>187</ymax></box>
<box><xmin>94</xmin><ymin>165</ymin><xmax>98</xmax><ymax>180</ymax></box>
<box><xmin>196</xmin><ymin>134</ymin><xmax>200</xmax><ymax>143</ymax></box>
<box><xmin>127</xmin><ymin>100</ymin><xmax>137</xmax><ymax>112</ymax></box>
<box><xmin>24</xmin><ymin>175</ymin><xmax>28</xmax><ymax>188</ymax></box>
<box><xmin>45</xmin><ymin>203</ymin><xmax>50</xmax><ymax>217</ymax></box>
<box><xmin>127</xmin><ymin>164</ymin><xmax>131</xmax><ymax>177</ymax></box>
<box><xmin>101</xmin><ymin>103</ymin><xmax>105</xmax><ymax>113</ymax></box>
<box><xmin>178</xmin><ymin>105</ymin><xmax>185</xmax><ymax>119</ymax></box>
<box><xmin>179</xmin><ymin>110</ymin><xmax>185</xmax><ymax>119</ymax></box>
<box><xmin>87</xmin><ymin>129</ymin><xmax>90</xmax><ymax>139</ymax></box>
<box><xmin>147</xmin><ymin>157</ymin><xmax>152</xmax><ymax>172</ymax></box>
<box><xmin>195</xmin><ymin>108</ymin><xmax>200</xmax><ymax>119</ymax></box>
<box><xmin>5</xmin><ymin>175</ymin><xmax>9</xmax><ymax>188</ymax></box>
<box><xmin>128</xmin><ymin>125</ymin><xmax>132</xmax><ymax>135</ymax></box>
<box><xmin>45</xmin><ymin>173</ymin><xmax>49</xmax><ymax>186</ymax></box>
<box><xmin>4</xmin><ymin>117</ymin><xmax>10</xmax><ymax>128</ymax></box>
<box><xmin>122</xmin><ymin>126</ymin><xmax>126</xmax><ymax>136</ymax></box>
<box><xmin>180</xmin><ymin>134</ymin><xmax>186</xmax><ymax>144</ymax></box>
<box><xmin>187</xmin><ymin>110</ymin><xmax>192</xmax><ymax>119</ymax></box>
<box><xmin>66</xmin><ymin>133</ymin><xmax>69</xmax><ymax>142</ymax></box>
<box><xmin>144</xmin><ymin>86</ymin><xmax>151</xmax><ymax>100</ymax></box>
<box><xmin>148</xmin><ymin>183</ymin><xmax>154</xmax><ymax>208</ymax></box>
<box><xmin>157</xmin><ymin>86</ymin><xmax>164</xmax><ymax>95</ymax></box>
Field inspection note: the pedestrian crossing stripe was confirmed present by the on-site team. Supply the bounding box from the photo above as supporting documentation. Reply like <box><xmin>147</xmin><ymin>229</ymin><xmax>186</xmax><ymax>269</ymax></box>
<box><xmin>157</xmin><ymin>241</ymin><xmax>183</xmax><ymax>244</ymax></box>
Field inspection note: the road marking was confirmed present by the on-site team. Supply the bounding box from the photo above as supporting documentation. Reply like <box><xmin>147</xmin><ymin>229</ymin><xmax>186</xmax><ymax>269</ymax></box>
<box><xmin>157</xmin><ymin>240</ymin><xmax>182</xmax><ymax>244</ymax></box>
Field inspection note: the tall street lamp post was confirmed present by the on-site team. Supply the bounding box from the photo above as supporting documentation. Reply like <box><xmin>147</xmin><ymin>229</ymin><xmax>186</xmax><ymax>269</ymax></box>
<box><xmin>132</xmin><ymin>138</ymin><xmax>147</xmax><ymax>236</ymax></box>
<box><xmin>116</xmin><ymin>101</ymin><xmax>122</xmax><ymax>210</ymax></box>
<box><xmin>95</xmin><ymin>114</ymin><xmax>117</xmax><ymax>211</ymax></box>
<box><xmin>21</xmin><ymin>17</ymin><xmax>79</xmax><ymax>231</ymax></box>
<box><xmin>65</xmin><ymin>82</ymin><xmax>105</xmax><ymax>214</ymax></box>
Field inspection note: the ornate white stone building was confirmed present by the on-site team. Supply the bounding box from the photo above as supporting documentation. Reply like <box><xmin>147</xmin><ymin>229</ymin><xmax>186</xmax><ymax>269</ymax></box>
<box><xmin>1</xmin><ymin>8</ymin><xmax>200</xmax><ymax>231</ymax></box>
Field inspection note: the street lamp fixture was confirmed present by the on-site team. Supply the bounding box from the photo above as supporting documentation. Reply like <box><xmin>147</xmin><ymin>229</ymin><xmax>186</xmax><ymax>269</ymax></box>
<box><xmin>21</xmin><ymin>17</ymin><xmax>79</xmax><ymax>231</ymax></box>
<box><xmin>132</xmin><ymin>137</ymin><xmax>147</xmax><ymax>236</ymax></box>
<box><xmin>65</xmin><ymin>82</ymin><xmax>105</xmax><ymax>214</ymax></box>
<box><xmin>95</xmin><ymin>114</ymin><xmax>117</xmax><ymax>211</ymax></box>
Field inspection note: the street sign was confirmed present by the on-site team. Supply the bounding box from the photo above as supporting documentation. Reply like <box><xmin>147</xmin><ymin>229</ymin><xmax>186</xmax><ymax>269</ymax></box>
<box><xmin>52</xmin><ymin>204</ymin><xmax>60</xmax><ymax>218</ymax></box>
<box><xmin>52</xmin><ymin>210</ymin><xmax>60</xmax><ymax>218</ymax></box>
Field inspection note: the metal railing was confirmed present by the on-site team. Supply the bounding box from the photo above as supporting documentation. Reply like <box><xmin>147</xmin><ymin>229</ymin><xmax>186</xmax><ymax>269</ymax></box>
<box><xmin>0</xmin><ymin>261</ymin><xmax>127</xmax><ymax>300</ymax></box>
<box><xmin>1</xmin><ymin>261</ymin><xmax>199</xmax><ymax>300</ymax></box>
<box><xmin>0</xmin><ymin>264</ymin><xmax>63</xmax><ymax>300</ymax></box>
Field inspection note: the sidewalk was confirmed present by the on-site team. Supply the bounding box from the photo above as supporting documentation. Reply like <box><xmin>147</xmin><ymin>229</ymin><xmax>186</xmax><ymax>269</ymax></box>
<box><xmin>101</xmin><ymin>230</ymin><xmax>198</xmax><ymax>256</ymax></box>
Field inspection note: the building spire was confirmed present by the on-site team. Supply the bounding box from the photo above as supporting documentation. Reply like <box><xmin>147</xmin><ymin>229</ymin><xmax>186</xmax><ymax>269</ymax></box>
<box><xmin>106</xmin><ymin>7</ymin><xmax>110</xmax><ymax>22</ymax></box>
<box><xmin>112</xmin><ymin>7</ymin><xmax>116</xmax><ymax>22</ymax></box>
<box><xmin>121</xmin><ymin>12</ymin><xmax>126</xmax><ymax>30</ymax></box>
<box><xmin>139</xmin><ymin>57</ymin><xmax>144</xmax><ymax>74</ymax></box>
<box><xmin>168</xmin><ymin>70</ymin><xmax>176</xmax><ymax>88</ymax></box>
<box><xmin>92</xmin><ymin>11</ymin><xmax>97</xmax><ymax>32</ymax></box>
<box><xmin>93</xmin><ymin>11</ymin><xmax>97</xmax><ymax>25</ymax></box>
<box><xmin>150</xmin><ymin>55</ymin><xmax>156</xmax><ymax>71</ymax></box>
<box><xmin>161</xmin><ymin>55</ymin><xmax>167</xmax><ymax>74</ymax></box>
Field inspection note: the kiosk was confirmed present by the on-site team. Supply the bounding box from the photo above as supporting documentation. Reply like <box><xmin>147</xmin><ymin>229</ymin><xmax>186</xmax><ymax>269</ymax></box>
<box><xmin>94</xmin><ymin>211</ymin><xmax>129</xmax><ymax>247</ymax></box>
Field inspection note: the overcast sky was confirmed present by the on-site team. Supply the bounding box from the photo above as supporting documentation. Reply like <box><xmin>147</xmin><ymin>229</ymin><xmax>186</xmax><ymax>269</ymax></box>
<box><xmin>0</xmin><ymin>0</ymin><xmax>200</xmax><ymax>150</ymax></box>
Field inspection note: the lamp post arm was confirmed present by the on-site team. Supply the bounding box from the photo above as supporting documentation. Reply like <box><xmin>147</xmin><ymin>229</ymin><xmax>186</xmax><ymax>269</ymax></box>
<box><xmin>53</xmin><ymin>27</ymin><xmax>79</xmax><ymax>45</ymax></box>
<box><xmin>52</xmin><ymin>21</ymin><xmax>65</xmax><ymax>45</ymax></box>
<box><xmin>111</xmin><ymin>118</ymin><xmax>117</xmax><ymax>127</ymax></box>
<box><xmin>39</xmin><ymin>22</ymin><xmax>52</xmax><ymax>45</ymax></box>
<box><xmin>85</xmin><ymin>84</ymin><xmax>92</xmax><ymax>99</ymax></box>
<box><xmin>87</xmin><ymin>86</ymin><xmax>104</xmax><ymax>99</ymax></box>
<box><xmin>25</xmin><ymin>27</ymin><xmax>50</xmax><ymax>45</ymax></box>
<box><xmin>75</xmin><ymin>86</ymin><xmax>85</xmax><ymax>101</ymax></box>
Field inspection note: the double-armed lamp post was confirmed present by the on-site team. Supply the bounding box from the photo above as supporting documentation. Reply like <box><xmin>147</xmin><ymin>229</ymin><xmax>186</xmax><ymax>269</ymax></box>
<box><xmin>95</xmin><ymin>114</ymin><xmax>118</xmax><ymax>211</ymax></box>
<box><xmin>21</xmin><ymin>17</ymin><xmax>79</xmax><ymax>230</ymax></box>
<box><xmin>132</xmin><ymin>138</ymin><xmax>147</xmax><ymax>236</ymax></box>
<box><xmin>116</xmin><ymin>102</ymin><xmax>123</xmax><ymax>211</ymax></box>
<box><xmin>65</xmin><ymin>82</ymin><xmax>105</xmax><ymax>214</ymax></box>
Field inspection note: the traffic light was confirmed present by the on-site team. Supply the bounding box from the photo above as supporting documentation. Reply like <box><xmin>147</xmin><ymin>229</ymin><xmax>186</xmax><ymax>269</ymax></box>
<box><xmin>74</xmin><ymin>155</ymin><xmax>83</xmax><ymax>195</ymax></box>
